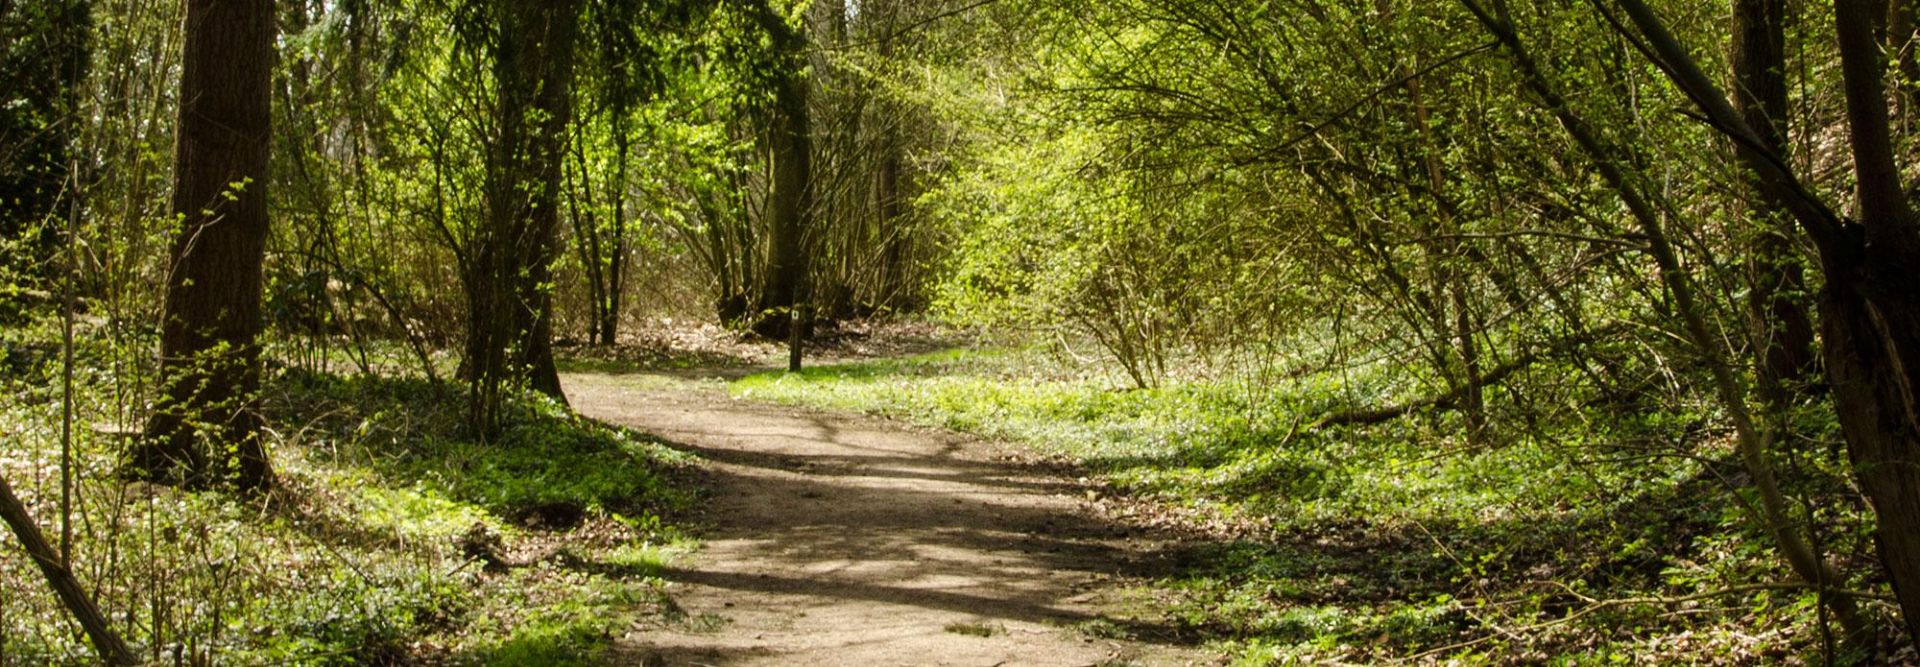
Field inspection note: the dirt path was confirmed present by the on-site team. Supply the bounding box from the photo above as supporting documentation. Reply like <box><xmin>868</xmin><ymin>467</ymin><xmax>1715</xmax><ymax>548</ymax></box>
<box><xmin>564</xmin><ymin>372</ymin><xmax>1214</xmax><ymax>667</ymax></box>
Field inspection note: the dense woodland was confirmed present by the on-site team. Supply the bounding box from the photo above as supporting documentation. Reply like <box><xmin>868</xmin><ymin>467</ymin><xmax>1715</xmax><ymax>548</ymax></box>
<box><xmin>5</xmin><ymin>0</ymin><xmax>1920</xmax><ymax>663</ymax></box>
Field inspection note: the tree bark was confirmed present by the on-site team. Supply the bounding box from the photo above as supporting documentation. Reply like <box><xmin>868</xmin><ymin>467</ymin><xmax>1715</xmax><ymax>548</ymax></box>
<box><xmin>1466</xmin><ymin>0</ymin><xmax>1872</xmax><ymax>646</ymax></box>
<box><xmin>135</xmin><ymin>0</ymin><xmax>275</xmax><ymax>492</ymax></box>
<box><xmin>750</xmin><ymin>0</ymin><xmax>814</xmax><ymax>346</ymax></box>
<box><xmin>600</xmin><ymin>116</ymin><xmax>629</xmax><ymax>347</ymax></box>
<box><xmin>0</xmin><ymin>473</ymin><xmax>134</xmax><ymax>665</ymax></box>
<box><xmin>1827</xmin><ymin>0</ymin><xmax>1920</xmax><ymax>643</ymax></box>
<box><xmin>466</xmin><ymin>0</ymin><xmax>580</xmax><ymax>432</ymax></box>
<box><xmin>873</xmin><ymin>6</ymin><xmax>914</xmax><ymax>312</ymax></box>
<box><xmin>1598</xmin><ymin>0</ymin><xmax>1920</xmax><ymax>646</ymax></box>
<box><xmin>511</xmin><ymin>0</ymin><xmax>577</xmax><ymax>400</ymax></box>
<box><xmin>1732</xmin><ymin>0</ymin><xmax>1817</xmax><ymax>406</ymax></box>
<box><xmin>1821</xmin><ymin>246</ymin><xmax>1920</xmax><ymax>646</ymax></box>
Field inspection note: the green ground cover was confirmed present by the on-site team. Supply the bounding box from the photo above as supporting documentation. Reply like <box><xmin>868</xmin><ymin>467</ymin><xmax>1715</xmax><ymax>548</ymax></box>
<box><xmin>732</xmin><ymin>346</ymin><xmax>1893</xmax><ymax>664</ymax></box>
<box><xmin>0</xmin><ymin>319</ymin><xmax>696</xmax><ymax>665</ymax></box>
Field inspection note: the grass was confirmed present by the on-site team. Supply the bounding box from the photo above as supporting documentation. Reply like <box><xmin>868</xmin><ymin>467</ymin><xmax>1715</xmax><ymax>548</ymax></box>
<box><xmin>273</xmin><ymin>369</ymin><xmax>694</xmax><ymax>523</ymax></box>
<box><xmin>6</xmin><ymin>313</ymin><xmax>1900</xmax><ymax>663</ymax></box>
<box><xmin>943</xmin><ymin>621</ymin><xmax>1003</xmax><ymax>637</ymax></box>
<box><xmin>730</xmin><ymin>345</ymin><xmax>1902</xmax><ymax>664</ymax></box>
<box><xmin>0</xmin><ymin>316</ymin><xmax>698</xmax><ymax>665</ymax></box>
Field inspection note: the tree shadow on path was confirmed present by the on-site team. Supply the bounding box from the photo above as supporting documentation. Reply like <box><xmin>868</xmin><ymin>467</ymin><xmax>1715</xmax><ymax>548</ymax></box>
<box><xmin>562</xmin><ymin>374</ymin><xmax>1211</xmax><ymax>664</ymax></box>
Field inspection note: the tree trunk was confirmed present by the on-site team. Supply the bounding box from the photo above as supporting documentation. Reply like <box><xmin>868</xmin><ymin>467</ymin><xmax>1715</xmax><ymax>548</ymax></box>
<box><xmin>512</xmin><ymin>0</ymin><xmax>577</xmax><ymax>400</ymax></box>
<box><xmin>701</xmin><ymin>195</ymin><xmax>746</xmax><ymax>324</ymax></box>
<box><xmin>1404</xmin><ymin>58</ymin><xmax>1489</xmax><ymax>443</ymax></box>
<box><xmin>1732</xmin><ymin>0</ymin><xmax>1817</xmax><ymax>406</ymax></box>
<box><xmin>1467</xmin><ymin>0</ymin><xmax>1873</xmax><ymax>646</ymax></box>
<box><xmin>1821</xmin><ymin>252</ymin><xmax>1920</xmax><ymax>645</ymax></box>
<box><xmin>1829</xmin><ymin>0</ymin><xmax>1920</xmax><ymax>643</ymax></box>
<box><xmin>1601</xmin><ymin>0</ymin><xmax>1920</xmax><ymax>646</ymax></box>
<box><xmin>875</xmin><ymin>136</ymin><xmax>908</xmax><ymax>309</ymax></box>
<box><xmin>752</xmin><ymin>3</ymin><xmax>814</xmax><ymax>345</ymax></box>
<box><xmin>564</xmin><ymin>154</ymin><xmax>607</xmax><ymax>345</ymax></box>
<box><xmin>873</xmin><ymin>21</ymin><xmax>912</xmax><ymax>312</ymax></box>
<box><xmin>601</xmin><ymin>116</ymin><xmax>629</xmax><ymax>346</ymax></box>
<box><xmin>135</xmin><ymin>0</ymin><xmax>275</xmax><ymax>492</ymax></box>
<box><xmin>467</xmin><ymin>0</ymin><xmax>579</xmax><ymax>432</ymax></box>
<box><xmin>0</xmin><ymin>473</ymin><xmax>134</xmax><ymax>665</ymax></box>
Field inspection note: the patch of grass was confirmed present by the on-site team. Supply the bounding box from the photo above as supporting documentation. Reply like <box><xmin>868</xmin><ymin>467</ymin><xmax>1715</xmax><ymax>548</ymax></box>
<box><xmin>0</xmin><ymin>317</ymin><xmax>698</xmax><ymax>664</ymax></box>
<box><xmin>728</xmin><ymin>346</ymin><xmax>1893</xmax><ymax>663</ymax></box>
<box><xmin>944</xmin><ymin>621</ymin><xmax>1003</xmax><ymax>637</ymax></box>
<box><xmin>1076</xmin><ymin>617</ymin><xmax>1132</xmax><ymax>640</ymax></box>
<box><xmin>675</xmin><ymin>612</ymin><xmax>734</xmax><ymax>634</ymax></box>
<box><xmin>275</xmin><ymin>369</ymin><xmax>695</xmax><ymax>524</ymax></box>
<box><xmin>462</xmin><ymin>572</ymin><xmax>660</xmax><ymax>666</ymax></box>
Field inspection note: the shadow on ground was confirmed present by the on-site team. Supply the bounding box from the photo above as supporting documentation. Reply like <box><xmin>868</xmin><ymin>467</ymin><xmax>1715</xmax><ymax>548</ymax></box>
<box><xmin>563</xmin><ymin>375</ymin><xmax>1213</xmax><ymax>664</ymax></box>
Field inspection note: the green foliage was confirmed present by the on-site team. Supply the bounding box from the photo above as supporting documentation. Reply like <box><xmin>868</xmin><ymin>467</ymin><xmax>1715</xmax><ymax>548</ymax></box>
<box><xmin>274</xmin><ymin>370</ymin><xmax>693</xmax><ymax>521</ymax></box>
<box><xmin>0</xmin><ymin>316</ymin><xmax>693</xmax><ymax>663</ymax></box>
<box><xmin>734</xmin><ymin>346</ymin><xmax>1889</xmax><ymax>662</ymax></box>
<box><xmin>0</xmin><ymin>0</ymin><xmax>89</xmax><ymax>284</ymax></box>
<box><xmin>918</xmin><ymin>73</ymin><xmax>1314</xmax><ymax>387</ymax></box>
<box><xmin>10</xmin><ymin>0</ymin><xmax>1912</xmax><ymax>661</ymax></box>
<box><xmin>464</xmin><ymin>574</ymin><xmax>652</xmax><ymax>667</ymax></box>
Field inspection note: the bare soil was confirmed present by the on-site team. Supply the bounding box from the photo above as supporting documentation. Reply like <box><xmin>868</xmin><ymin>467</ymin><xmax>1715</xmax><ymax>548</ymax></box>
<box><xmin>564</xmin><ymin>372</ymin><xmax>1218</xmax><ymax>667</ymax></box>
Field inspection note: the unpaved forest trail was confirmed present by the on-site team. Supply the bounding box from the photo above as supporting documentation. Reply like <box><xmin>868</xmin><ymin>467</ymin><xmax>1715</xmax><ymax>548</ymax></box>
<box><xmin>564</xmin><ymin>372</ymin><xmax>1216</xmax><ymax>667</ymax></box>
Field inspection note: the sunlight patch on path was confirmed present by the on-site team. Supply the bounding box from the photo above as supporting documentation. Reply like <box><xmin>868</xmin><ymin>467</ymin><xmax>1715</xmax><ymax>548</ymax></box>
<box><xmin>563</xmin><ymin>373</ymin><xmax>1210</xmax><ymax>667</ymax></box>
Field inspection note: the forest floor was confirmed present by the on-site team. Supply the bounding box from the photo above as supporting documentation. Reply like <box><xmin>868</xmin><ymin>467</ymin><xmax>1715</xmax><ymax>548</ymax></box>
<box><xmin>564</xmin><ymin>369</ymin><xmax>1219</xmax><ymax>666</ymax></box>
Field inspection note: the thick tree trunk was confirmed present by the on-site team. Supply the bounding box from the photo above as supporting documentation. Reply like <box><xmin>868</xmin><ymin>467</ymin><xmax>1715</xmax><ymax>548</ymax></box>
<box><xmin>1732</xmin><ymin>0</ymin><xmax>1817</xmax><ymax>406</ymax></box>
<box><xmin>752</xmin><ymin>5</ymin><xmax>814</xmax><ymax>345</ymax></box>
<box><xmin>514</xmin><ymin>0</ymin><xmax>577</xmax><ymax>400</ymax></box>
<box><xmin>1822</xmin><ymin>257</ymin><xmax>1920</xmax><ymax>644</ymax></box>
<box><xmin>1600</xmin><ymin>0</ymin><xmax>1920</xmax><ymax>646</ymax></box>
<box><xmin>463</xmin><ymin>230</ymin><xmax>511</xmax><ymax>433</ymax></box>
<box><xmin>759</xmin><ymin>83</ymin><xmax>812</xmax><ymax>341</ymax></box>
<box><xmin>466</xmin><ymin>0</ymin><xmax>579</xmax><ymax>431</ymax></box>
<box><xmin>1468</xmin><ymin>0</ymin><xmax>1873</xmax><ymax>646</ymax></box>
<box><xmin>1830</xmin><ymin>0</ymin><xmax>1920</xmax><ymax>642</ymax></box>
<box><xmin>135</xmin><ymin>0</ymin><xmax>275</xmax><ymax>492</ymax></box>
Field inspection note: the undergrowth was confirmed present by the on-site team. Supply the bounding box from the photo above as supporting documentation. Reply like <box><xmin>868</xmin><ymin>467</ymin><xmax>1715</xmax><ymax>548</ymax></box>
<box><xmin>732</xmin><ymin>346</ymin><xmax>1908</xmax><ymax>664</ymax></box>
<box><xmin>0</xmin><ymin>317</ymin><xmax>695</xmax><ymax>665</ymax></box>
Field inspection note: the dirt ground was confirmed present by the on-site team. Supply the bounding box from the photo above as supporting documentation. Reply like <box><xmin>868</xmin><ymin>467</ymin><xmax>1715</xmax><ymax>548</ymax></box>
<box><xmin>564</xmin><ymin>371</ymin><xmax>1218</xmax><ymax>667</ymax></box>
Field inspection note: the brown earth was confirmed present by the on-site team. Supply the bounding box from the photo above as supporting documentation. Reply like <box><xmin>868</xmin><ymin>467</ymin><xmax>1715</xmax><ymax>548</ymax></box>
<box><xmin>563</xmin><ymin>372</ymin><xmax>1219</xmax><ymax>667</ymax></box>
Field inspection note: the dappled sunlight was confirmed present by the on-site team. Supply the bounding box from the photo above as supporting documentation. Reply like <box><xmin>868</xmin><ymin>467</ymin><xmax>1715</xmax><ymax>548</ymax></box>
<box><xmin>565</xmin><ymin>372</ymin><xmax>1207</xmax><ymax>665</ymax></box>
